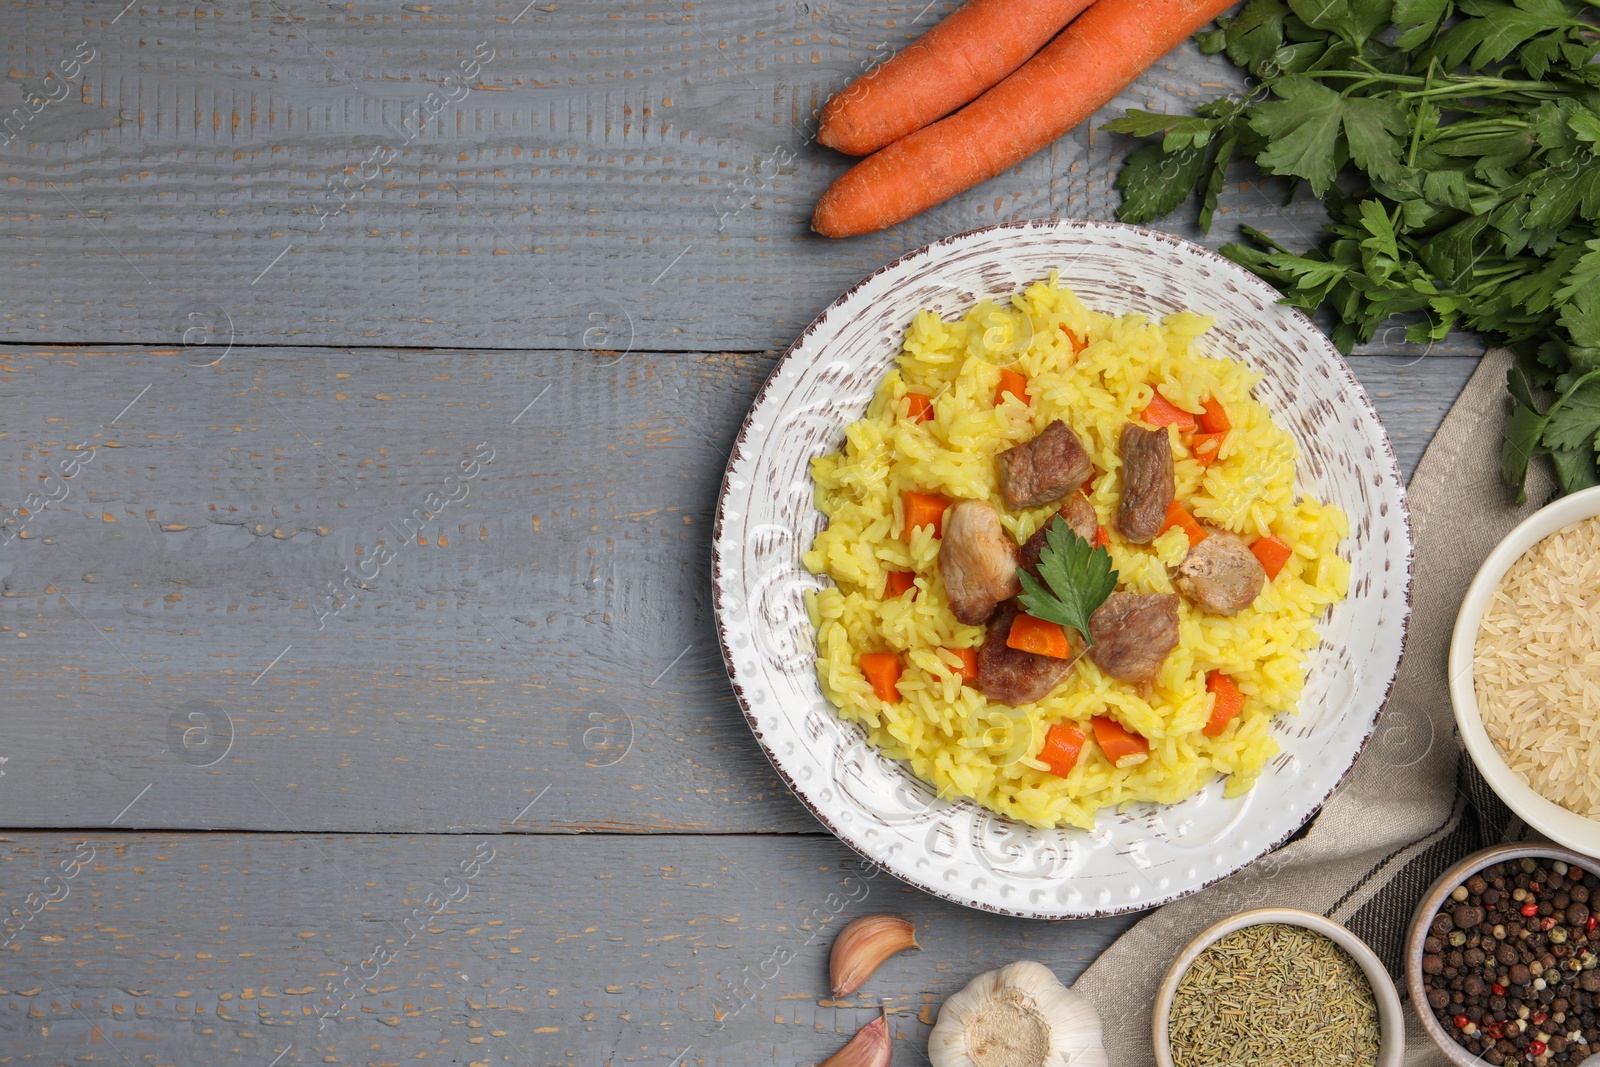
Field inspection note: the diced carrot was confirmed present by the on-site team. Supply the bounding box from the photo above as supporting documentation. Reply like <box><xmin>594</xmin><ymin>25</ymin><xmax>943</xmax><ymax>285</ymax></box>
<box><xmin>994</xmin><ymin>368</ymin><xmax>1030</xmax><ymax>406</ymax></box>
<box><xmin>902</xmin><ymin>491</ymin><xmax>948</xmax><ymax>541</ymax></box>
<box><xmin>946</xmin><ymin>646</ymin><xmax>979</xmax><ymax>684</ymax></box>
<box><xmin>1005</xmin><ymin>613</ymin><xmax>1073</xmax><ymax>659</ymax></box>
<box><xmin>885</xmin><ymin>570</ymin><xmax>917</xmax><ymax>598</ymax></box>
<box><xmin>1059</xmin><ymin>324</ymin><xmax>1086</xmax><ymax>353</ymax></box>
<box><xmin>1251</xmin><ymin>535</ymin><xmax>1294</xmax><ymax>580</ymax></box>
<box><xmin>1141</xmin><ymin>391</ymin><xmax>1198</xmax><ymax>433</ymax></box>
<box><xmin>1160</xmin><ymin>501</ymin><xmax>1208</xmax><ymax>547</ymax></box>
<box><xmin>904</xmin><ymin>392</ymin><xmax>935</xmax><ymax>423</ymax></box>
<box><xmin>1093</xmin><ymin>524</ymin><xmax>1110</xmax><ymax>549</ymax></box>
<box><xmin>1039</xmin><ymin>722</ymin><xmax>1088</xmax><ymax>778</ymax></box>
<box><xmin>1203</xmin><ymin>670</ymin><xmax>1245</xmax><ymax>737</ymax></box>
<box><xmin>1091</xmin><ymin>715</ymin><xmax>1150</xmax><ymax>769</ymax></box>
<box><xmin>860</xmin><ymin>652</ymin><xmax>903</xmax><ymax>703</ymax></box>
<box><xmin>1190</xmin><ymin>431</ymin><xmax>1226</xmax><ymax>468</ymax></box>
<box><xmin>1199</xmin><ymin>397</ymin><xmax>1231</xmax><ymax>434</ymax></box>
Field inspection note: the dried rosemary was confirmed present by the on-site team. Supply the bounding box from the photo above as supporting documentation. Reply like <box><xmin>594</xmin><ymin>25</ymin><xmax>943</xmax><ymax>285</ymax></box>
<box><xmin>1168</xmin><ymin>923</ymin><xmax>1382</xmax><ymax>1067</ymax></box>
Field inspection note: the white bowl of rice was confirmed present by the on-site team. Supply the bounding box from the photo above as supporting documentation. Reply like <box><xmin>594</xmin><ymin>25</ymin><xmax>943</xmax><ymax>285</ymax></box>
<box><xmin>1451</xmin><ymin>483</ymin><xmax>1600</xmax><ymax>858</ymax></box>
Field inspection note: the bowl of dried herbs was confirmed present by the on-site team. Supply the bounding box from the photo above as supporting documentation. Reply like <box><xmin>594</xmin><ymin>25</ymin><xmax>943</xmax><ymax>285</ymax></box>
<box><xmin>1153</xmin><ymin>908</ymin><xmax>1403</xmax><ymax>1067</ymax></box>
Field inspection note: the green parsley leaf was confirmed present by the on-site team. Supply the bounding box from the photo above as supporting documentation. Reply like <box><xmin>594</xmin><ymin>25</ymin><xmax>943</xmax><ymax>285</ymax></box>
<box><xmin>1250</xmin><ymin>76</ymin><xmax>1347</xmax><ymax>195</ymax></box>
<box><xmin>1112</xmin><ymin>143</ymin><xmax>1208</xmax><ymax>224</ymax></box>
<box><xmin>1199</xmin><ymin>132</ymin><xmax>1240</xmax><ymax>232</ymax></box>
<box><xmin>1221</xmin><ymin>0</ymin><xmax>1290</xmax><ymax>73</ymax></box>
<box><xmin>1503</xmin><ymin>374</ymin><xmax>1548</xmax><ymax>503</ymax></box>
<box><xmin>1393</xmin><ymin>0</ymin><xmax>1452</xmax><ymax>49</ymax></box>
<box><xmin>1015</xmin><ymin>517</ymin><xmax>1118</xmax><ymax>647</ymax></box>
<box><xmin>1341</xmin><ymin>96</ymin><xmax>1408</xmax><ymax>183</ymax></box>
<box><xmin>1549</xmin><ymin>443</ymin><xmax>1600</xmax><ymax>491</ymax></box>
<box><xmin>1541</xmin><ymin>372</ymin><xmax>1600</xmax><ymax>452</ymax></box>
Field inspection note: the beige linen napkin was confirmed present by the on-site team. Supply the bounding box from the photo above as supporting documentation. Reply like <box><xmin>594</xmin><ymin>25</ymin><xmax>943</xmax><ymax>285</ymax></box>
<box><xmin>1074</xmin><ymin>347</ymin><xmax>1557</xmax><ymax>1066</ymax></box>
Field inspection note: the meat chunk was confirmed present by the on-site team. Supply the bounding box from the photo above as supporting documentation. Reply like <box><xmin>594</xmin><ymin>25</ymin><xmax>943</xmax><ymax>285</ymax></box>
<box><xmin>1088</xmin><ymin>592</ymin><xmax>1180</xmax><ymax>684</ymax></box>
<box><xmin>995</xmin><ymin>420</ymin><xmax>1093</xmax><ymax>509</ymax></box>
<box><xmin>1115</xmin><ymin>423</ymin><xmax>1175</xmax><ymax>544</ymax></box>
<box><xmin>1175</xmin><ymin>526</ymin><xmax>1266</xmax><ymax>615</ymax></box>
<box><xmin>976</xmin><ymin>603</ymin><xmax>1076</xmax><ymax>705</ymax></box>
<box><xmin>1018</xmin><ymin>494</ymin><xmax>1099</xmax><ymax>581</ymax></box>
<box><xmin>937</xmin><ymin>500</ymin><xmax>1022</xmax><ymax>625</ymax></box>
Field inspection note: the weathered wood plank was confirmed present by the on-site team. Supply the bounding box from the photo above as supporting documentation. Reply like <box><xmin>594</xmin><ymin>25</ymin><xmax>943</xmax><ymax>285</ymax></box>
<box><xmin>0</xmin><ymin>343</ymin><xmax>1475</xmax><ymax>833</ymax></box>
<box><xmin>0</xmin><ymin>832</ymin><xmax>1139</xmax><ymax>1065</ymax></box>
<box><xmin>0</xmin><ymin>0</ymin><xmax>1486</xmax><ymax>356</ymax></box>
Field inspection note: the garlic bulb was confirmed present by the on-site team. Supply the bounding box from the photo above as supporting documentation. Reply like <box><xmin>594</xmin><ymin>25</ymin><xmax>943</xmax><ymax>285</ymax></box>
<box><xmin>927</xmin><ymin>960</ymin><xmax>1107</xmax><ymax>1067</ymax></box>
<box><xmin>830</xmin><ymin>914</ymin><xmax>920</xmax><ymax>995</ymax></box>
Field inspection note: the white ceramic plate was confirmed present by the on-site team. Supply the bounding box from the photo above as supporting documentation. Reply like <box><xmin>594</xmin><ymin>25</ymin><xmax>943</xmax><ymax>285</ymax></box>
<box><xmin>711</xmin><ymin>219</ymin><xmax>1413</xmax><ymax>918</ymax></box>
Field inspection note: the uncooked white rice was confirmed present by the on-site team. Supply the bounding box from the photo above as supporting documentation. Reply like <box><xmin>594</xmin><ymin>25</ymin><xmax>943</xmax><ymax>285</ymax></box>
<box><xmin>1474</xmin><ymin>515</ymin><xmax>1600</xmax><ymax>818</ymax></box>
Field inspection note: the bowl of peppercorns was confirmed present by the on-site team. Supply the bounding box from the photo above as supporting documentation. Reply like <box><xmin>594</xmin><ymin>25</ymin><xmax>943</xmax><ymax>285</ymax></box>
<box><xmin>1408</xmin><ymin>844</ymin><xmax>1600</xmax><ymax>1067</ymax></box>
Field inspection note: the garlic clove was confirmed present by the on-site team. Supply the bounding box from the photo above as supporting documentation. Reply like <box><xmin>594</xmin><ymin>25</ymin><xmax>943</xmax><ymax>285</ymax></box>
<box><xmin>927</xmin><ymin>960</ymin><xmax>1106</xmax><ymax>1067</ymax></box>
<box><xmin>830</xmin><ymin>914</ymin><xmax>920</xmax><ymax>996</ymax></box>
<box><xmin>817</xmin><ymin>1011</ymin><xmax>893</xmax><ymax>1067</ymax></box>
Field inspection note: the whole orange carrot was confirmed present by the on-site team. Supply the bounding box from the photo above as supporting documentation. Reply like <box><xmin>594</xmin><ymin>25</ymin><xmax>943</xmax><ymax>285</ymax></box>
<box><xmin>812</xmin><ymin>0</ymin><xmax>1237</xmax><ymax>238</ymax></box>
<box><xmin>817</xmin><ymin>0</ymin><xmax>1097</xmax><ymax>158</ymax></box>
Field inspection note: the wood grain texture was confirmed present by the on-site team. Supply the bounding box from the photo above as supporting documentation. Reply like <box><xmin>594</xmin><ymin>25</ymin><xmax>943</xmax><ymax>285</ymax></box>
<box><xmin>0</xmin><ymin>341</ymin><xmax>1476</xmax><ymax>833</ymax></box>
<box><xmin>0</xmin><ymin>0</ymin><xmax>1493</xmax><ymax>1046</ymax></box>
<box><xmin>0</xmin><ymin>0</ymin><xmax>1481</xmax><ymax>355</ymax></box>
<box><xmin>0</xmin><ymin>832</ymin><xmax>1139</xmax><ymax>1065</ymax></box>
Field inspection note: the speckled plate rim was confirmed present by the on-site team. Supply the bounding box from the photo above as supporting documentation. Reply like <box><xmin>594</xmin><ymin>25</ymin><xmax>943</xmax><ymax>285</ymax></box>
<box><xmin>1404</xmin><ymin>843</ymin><xmax>1596</xmax><ymax>1067</ymax></box>
<box><xmin>1154</xmin><ymin>907</ymin><xmax>1406</xmax><ymax>1067</ymax></box>
<box><xmin>710</xmin><ymin>217</ymin><xmax>1415</xmax><ymax>919</ymax></box>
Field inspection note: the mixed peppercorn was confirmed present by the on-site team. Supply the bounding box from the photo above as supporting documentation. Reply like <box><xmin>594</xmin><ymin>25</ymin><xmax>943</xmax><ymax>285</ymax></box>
<box><xmin>1421</xmin><ymin>857</ymin><xmax>1600</xmax><ymax>1066</ymax></box>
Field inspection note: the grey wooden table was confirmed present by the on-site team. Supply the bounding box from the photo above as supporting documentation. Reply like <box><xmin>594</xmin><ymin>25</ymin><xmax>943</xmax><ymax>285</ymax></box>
<box><xmin>0</xmin><ymin>2</ymin><xmax>1480</xmax><ymax>1064</ymax></box>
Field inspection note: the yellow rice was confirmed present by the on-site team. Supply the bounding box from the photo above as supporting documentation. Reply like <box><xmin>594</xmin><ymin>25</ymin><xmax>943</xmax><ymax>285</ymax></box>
<box><xmin>801</xmin><ymin>274</ymin><xmax>1350</xmax><ymax>830</ymax></box>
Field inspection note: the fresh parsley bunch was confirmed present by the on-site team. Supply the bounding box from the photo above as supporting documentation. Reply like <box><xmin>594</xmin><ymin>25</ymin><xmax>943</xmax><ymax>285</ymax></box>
<box><xmin>1102</xmin><ymin>0</ymin><xmax>1600</xmax><ymax>498</ymax></box>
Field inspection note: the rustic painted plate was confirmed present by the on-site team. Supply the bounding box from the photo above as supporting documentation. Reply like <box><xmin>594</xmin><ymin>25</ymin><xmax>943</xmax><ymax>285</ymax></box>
<box><xmin>711</xmin><ymin>219</ymin><xmax>1412</xmax><ymax>919</ymax></box>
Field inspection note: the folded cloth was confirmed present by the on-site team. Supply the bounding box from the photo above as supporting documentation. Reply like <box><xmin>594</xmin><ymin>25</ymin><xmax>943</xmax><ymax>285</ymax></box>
<box><xmin>1073</xmin><ymin>348</ymin><xmax>1557</xmax><ymax>1067</ymax></box>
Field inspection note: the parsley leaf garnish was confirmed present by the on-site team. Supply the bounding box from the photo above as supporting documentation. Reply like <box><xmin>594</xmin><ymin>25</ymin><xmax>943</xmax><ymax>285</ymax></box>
<box><xmin>1100</xmin><ymin>0</ymin><xmax>1600</xmax><ymax>498</ymax></box>
<box><xmin>1015</xmin><ymin>517</ymin><xmax>1119</xmax><ymax>648</ymax></box>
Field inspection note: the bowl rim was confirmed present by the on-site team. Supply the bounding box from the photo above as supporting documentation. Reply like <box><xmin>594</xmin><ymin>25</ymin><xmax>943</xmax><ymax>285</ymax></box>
<box><xmin>709</xmin><ymin>216</ymin><xmax>1415</xmax><ymax>919</ymax></box>
<box><xmin>1151</xmin><ymin>907</ymin><xmax>1405</xmax><ymax>1067</ymax></box>
<box><xmin>1403</xmin><ymin>843</ymin><xmax>1598</xmax><ymax>1067</ymax></box>
<box><xmin>1448</xmin><ymin>483</ymin><xmax>1600</xmax><ymax>858</ymax></box>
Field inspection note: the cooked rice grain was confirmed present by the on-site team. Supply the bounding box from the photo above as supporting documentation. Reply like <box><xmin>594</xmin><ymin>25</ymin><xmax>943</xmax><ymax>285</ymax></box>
<box><xmin>802</xmin><ymin>275</ymin><xmax>1349</xmax><ymax>830</ymax></box>
<box><xmin>1474</xmin><ymin>515</ymin><xmax>1600</xmax><ymax>819</ymax></box>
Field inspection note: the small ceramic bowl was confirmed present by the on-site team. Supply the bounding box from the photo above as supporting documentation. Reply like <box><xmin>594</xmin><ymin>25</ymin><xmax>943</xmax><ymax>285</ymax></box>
<box><xmin>1449</xmin><ymin>484</ymin><xmax>1600</xmax><ymax>859</ymax></box>
<box><xmin>1153</xmin><ymin>907</ymin><xmax>1405</xmax><ymax>1067</ymax></box>
<box><xmin>1405</xmin><ymin>843</ymin><xmax>1597</xmax><ymax>1067</ymax></box>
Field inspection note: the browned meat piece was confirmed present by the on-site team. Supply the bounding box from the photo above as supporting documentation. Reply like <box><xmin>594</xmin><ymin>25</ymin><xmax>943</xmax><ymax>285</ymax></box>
<box><xmin>1115</xmin><ymin>423</ymin><xmax>1175</xmax><ymax>544</ymax></box>
<box><xmin>937</xmin><ymin>500</ymin><xmax>1022</xmax><ymax>625</ymax></box>
<box><xmin>976</xmin><ymin>603</ymin><xmax>1076</xmax><ymax>705</ymax></box>
<box><xmin>1088</xmin><ymin>592</ymin><xmax>1180</xmax><ymax>684</ymax></box>
<box><xmin>1175</xmin><ymin>526</ymin><xmax>1266</xmax><ymax>615</ymax></box>
<box><xmin>1018</xmin><ymin>494</ymin><xmax>1099</xmax><ymax>580</ymax></box>
<box><xmin>995</xmin><ymin>420</ymin><xmax>1093</xmax><ymax>509</ymax></box>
